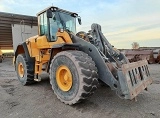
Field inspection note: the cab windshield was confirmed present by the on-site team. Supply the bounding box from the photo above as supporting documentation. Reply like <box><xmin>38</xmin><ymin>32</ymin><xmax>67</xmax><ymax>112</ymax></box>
<box><xmin>57</xmin><ymin>12</ymin><xmax>76</xmax><ymax>33</ymax></box>
<box><xmin>49</xmin><ymin>11</ymin><xmax>76</xmax><ymax>41</ymax></box>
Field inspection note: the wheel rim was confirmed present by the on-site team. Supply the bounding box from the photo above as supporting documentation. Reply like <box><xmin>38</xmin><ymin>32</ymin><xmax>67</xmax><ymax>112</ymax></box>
<box><xmin>56</xmin><ymin>65</ymin><xmax>73</xmax><ymax>91</ymax></box>
<box><xmin>18</xmin><ymin>62</ymin><xmax>24</xmax><ymax>78</ymax></box>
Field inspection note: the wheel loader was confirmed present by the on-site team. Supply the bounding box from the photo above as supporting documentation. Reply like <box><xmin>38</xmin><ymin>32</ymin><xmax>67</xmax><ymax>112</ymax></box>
<box><xmin>14</xmin><ymin>6</ymin><xmax>152</xmax><ymax>105</ymax></box>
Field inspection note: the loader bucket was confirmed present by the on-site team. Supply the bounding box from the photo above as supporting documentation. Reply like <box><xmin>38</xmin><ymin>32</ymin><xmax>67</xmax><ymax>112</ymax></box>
<box><xmin>118</xmin><ymin>60</ymin><xmax>152</xmax><ymax>100</ymax></box>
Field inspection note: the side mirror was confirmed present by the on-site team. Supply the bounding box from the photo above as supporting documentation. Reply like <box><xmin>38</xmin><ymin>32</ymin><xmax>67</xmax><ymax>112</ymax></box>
<box><xmin>78</xmin><ymin>17</ymin><xmax>82</xmax><ymax>25</ymax></box>
<box><xmin>47</xmin><ymin>9</ymin><xmax>52</xmax><ymax>18</ymax></box>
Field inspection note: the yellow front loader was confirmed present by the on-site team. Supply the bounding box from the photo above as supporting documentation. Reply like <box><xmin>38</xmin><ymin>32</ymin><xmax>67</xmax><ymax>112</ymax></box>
<box><xmin>14</xmin><ymin>6</ymin><xmax>152</xmax><ymax>105</ymax></box>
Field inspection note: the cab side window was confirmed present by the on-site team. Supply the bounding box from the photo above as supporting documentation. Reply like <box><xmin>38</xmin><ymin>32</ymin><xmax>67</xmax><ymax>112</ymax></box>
<box><xmin>39</xmin><ymin>12</ymin><xmax>48</xmax><ymax>36</ymax></box>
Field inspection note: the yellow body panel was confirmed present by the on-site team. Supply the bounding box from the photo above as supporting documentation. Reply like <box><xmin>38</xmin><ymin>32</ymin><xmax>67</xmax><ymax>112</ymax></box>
<box><xmin>25</xmin><ymin>31</ymin><xmax>73</xmax><ymax>75</ymax></box>
<box><xmin>56</xmin><ymin>31</ymin><xmax>73</xmax><ymax>44</ymax></box>
<box><xmin>26</xmin><ymin>35</ymin><xmax>39</xmax><ymax>58</ymax></box>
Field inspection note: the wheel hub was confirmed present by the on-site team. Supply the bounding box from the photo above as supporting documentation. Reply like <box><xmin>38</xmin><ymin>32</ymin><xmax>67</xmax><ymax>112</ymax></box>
<box><xmin>18</xmin><ymin>62</ymin><xmax>24</xmax><ymax>78</ymax></box>
<box><xmin>56</xmin><ymin>65</ymin><xmax>73</xmax><ymax>91</ymax></box>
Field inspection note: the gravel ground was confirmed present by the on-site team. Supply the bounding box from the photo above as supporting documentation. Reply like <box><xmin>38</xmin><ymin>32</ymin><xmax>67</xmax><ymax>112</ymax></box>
<box><xmin>0</xmin><ymin>58</ymin><xmax>160</xmax><ymax>118</ymax></box>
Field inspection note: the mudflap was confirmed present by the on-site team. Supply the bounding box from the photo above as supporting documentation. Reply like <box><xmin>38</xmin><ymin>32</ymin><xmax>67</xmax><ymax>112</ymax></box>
<box><xmin>117</xmin><ymin>60</ymin><xmax>152</xmax><ymax>100</ymax></box>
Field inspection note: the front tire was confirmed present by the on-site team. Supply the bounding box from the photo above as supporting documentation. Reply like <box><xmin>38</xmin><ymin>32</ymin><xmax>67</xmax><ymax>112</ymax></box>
<box><xmin>49</xmin><ymin>51</ymin><xmax>98</xmax><ymax>105</ymax></box>
<box><xmin>16</xmin><ymin>54</ymin><xmax>35</xmax><ymax>85</ymax></box>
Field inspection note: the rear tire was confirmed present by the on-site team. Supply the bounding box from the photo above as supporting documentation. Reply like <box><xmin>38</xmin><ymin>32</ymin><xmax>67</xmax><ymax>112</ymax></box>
<box><xmin>16</xmin><ymin>54</ymin><xmax>35</xmax><ymax>85</ymax></box>
<box><xmin>49</xmin><ymin>51</ymin><xmax>99</xmax><ymax>105</ymax></box>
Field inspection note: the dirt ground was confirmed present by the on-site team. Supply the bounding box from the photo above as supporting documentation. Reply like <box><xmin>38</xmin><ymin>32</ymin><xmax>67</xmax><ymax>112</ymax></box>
<box><xmin>0</xmin><ymin>58</ymin><xmax>160</xmax><ymax>118</ymax></box>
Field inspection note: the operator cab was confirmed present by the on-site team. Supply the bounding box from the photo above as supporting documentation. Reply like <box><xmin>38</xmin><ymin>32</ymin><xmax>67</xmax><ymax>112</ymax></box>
<box><xmin>37</xmin><ymin>6</ymin><xmax>81</xmax><ymax>42</ymax></box>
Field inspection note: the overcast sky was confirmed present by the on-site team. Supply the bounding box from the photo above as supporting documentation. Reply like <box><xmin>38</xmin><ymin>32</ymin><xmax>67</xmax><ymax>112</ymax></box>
<box><xmin>0</xmin><ymin>0</ymin><xmax>160</xmax><ymax>49</ymax></box>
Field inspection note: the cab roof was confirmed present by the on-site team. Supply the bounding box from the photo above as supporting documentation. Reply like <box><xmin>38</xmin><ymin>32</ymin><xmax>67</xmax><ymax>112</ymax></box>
<box><xmin>37</xmin><ymin>6</ymin><xmax>78</xmax><ymax>16</ymax></box>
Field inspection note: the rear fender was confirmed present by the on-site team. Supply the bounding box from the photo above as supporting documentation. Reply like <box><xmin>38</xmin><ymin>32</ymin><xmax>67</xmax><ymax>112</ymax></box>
<box><xmin>14</xmin><ymin>43</ymin><xmax>35</xmax><ymax>71</ymax></box>
<box><xmin>15</xmin><ymin>43</ymin><xmax>29</xmax><ymax>61</ymax></box>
